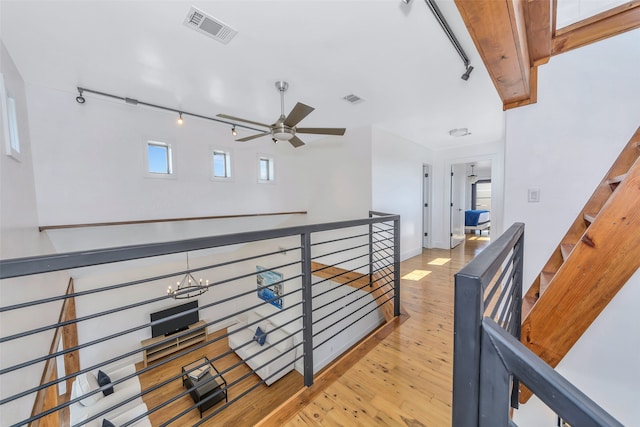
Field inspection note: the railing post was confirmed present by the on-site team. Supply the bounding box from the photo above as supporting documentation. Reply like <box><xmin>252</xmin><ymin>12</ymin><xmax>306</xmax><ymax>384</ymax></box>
<box><xmin>452</xmin><ymin>273</ymin><xmax>484</xmax><ymax>427</ymax></box>
<box><xmin>393</xmin><ymin>218</ymin><xmax>401</xmax><ymax>317</ymax></box>
<box><xmin>368</xmin><ymin>212</ymin><xmax>373</xmax><ymax>288</ymax></box>
<box><xmin>511</xmin><ymin>232</ymin><xmax>524</xmax><ymax>409</ymax></box>
<box><xmin>300</xmin><ymin>232</ymin><xmax>314</xmax><ymax>387</ymax></box>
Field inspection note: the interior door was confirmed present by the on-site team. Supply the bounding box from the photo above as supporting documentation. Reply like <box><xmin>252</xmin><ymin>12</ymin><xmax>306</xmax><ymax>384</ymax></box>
<box><xmin>450</xmin><ymin>164</ymin><xmax>466</xmax><ymax>248</ymax></box>
<box><xmin>423</xmin><ymin>165</ymin><xmax>431</xmax><ymax>248</ymax></box>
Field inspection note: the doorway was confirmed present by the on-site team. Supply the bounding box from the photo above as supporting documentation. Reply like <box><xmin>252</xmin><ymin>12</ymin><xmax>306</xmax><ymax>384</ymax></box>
<box><xmin>450</xmin><ymin>163</ymin><xmax>466</xmax><ymax>248</ymax></box>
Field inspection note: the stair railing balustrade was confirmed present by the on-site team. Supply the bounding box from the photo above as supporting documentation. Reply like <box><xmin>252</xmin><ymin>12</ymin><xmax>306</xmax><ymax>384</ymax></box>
<box><xmin>0</xmin><ymin>212</ymin><xmax>400</xmax><ymax>426</ymax></box>
<box><xmin>453</xmin><ymin>222</ymin><xmax>622</xmax><ymax>426</ymax></box>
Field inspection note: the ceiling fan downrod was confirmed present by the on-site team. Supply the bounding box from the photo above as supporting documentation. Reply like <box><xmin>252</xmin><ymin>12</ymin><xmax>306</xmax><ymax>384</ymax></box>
<box><xmin>275</xmin><ymin>81</ymin><xmax>289</xmax><ymax>119</ymax></box>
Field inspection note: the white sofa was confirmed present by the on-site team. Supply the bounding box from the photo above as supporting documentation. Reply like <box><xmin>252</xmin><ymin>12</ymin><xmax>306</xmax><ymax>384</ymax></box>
<box><xmin>227</xmin><ymin>310</ymin><xmax>297</xmax><ymax>386</ymax></box>
<box><xmin>69</xmin><ymin>364</ymin><xmax>151</xmax><ymax>426</ymax></box>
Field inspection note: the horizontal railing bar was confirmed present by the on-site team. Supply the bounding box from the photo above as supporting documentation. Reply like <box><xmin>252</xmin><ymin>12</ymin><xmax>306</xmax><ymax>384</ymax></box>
<box><xmin>1</xmin><ymin>287</ymin><xmax>304</xmax><ymax>406</ymax></box>
<box><xmin>456</xmin><ymin>223</ymin><xmax>524</xmax><ymax>289</ymax></box>
<box><xmin>1</xmin><ymin>245</ymin><xmax>301</xmax><ymax>313</ymax></box>
<box><xmin>309</xmin><ymin>241</ymin><xmax>370</xmax><ymax>260</ymax></box>
<box><xmin>192</xmin><ymin>352</ymin><xmax>306</xmax><ymax>427</ymax></box>
<box><xmin>495</xmin><ymin>275</ymin><xmax>518</xmax><ymax>324</ymax></box>
<box><xmin>312</xmin><ymin>275</ymin><xmax>392</xmax><ymax>319</ymax></box>
<box><xmin>313</xmin><ymin>286</ymin><xmax>394</xmax><ymax>339</ymax></box>
<box><xmin>314</xmin><ymin>293</ymin><xmax>394</xmax><ymax>350</ymax></box>
<box><xmin>482</xmin><ymin>319</ymin><xmax>623</xmax><ymax>427</ymax></box>
<box><xmin>312</xmin><ymin>264</ymin><xmax>392</xmax><ymax>304</ymax></box>
<box><xmin>483</xmin><ymin>255</ymin><xmax>515</xmax><ymax>311</ymax></box>
<box><xmin>19</xmin><ymin>302</ymin><xmax>305</xmax><ymax>426</ymax></box>
<box><xmin>1</xmin><ymin>215</ymin><xmax>399</xmax><ymax>278</ymax></box>
<box><xmin>310</xmin><ymin>231</ymin><xmax>370</xmax><ymax>247</ymax></box>
<box><xmin>0</xmin><ymin>273</ymin><xmax>303</xmax><ymax>376</ymax></box>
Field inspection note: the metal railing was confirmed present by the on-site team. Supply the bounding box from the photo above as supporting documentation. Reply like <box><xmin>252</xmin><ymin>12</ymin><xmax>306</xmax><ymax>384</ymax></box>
<box><xmin>453</xmin><ymin>222</ymin><xmax>622</xmax><ymax>426</ymax></box>
<box><xmin>0</xmin><ymin>212</ymin><xmax>400</xmax><ymax>426</ymax></box>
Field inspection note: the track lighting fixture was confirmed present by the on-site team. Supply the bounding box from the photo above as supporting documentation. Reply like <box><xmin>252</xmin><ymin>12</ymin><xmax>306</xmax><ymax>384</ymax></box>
<box><xmin>75</xmin><ymin>89</ymin><xmax>85</xmax><ymax>104</ymax></box>
<box><xmin>231</xmin><ymin>126</ymin><xmax>237</xmax><ymax>136</ymax></box>
<box><xmin>272</xmin><ymin>137</ymin><xmax>278</xmax><ymax>144</ymax></box>
<box><xmin>74</xmin><ymin>86</ymin><xmax>265</xmax><ymax>135</ymax></box>
<box><xmin>461</xmin><ymin>65</ymin><xmax>474</xmax><ymax>81</ymax></box>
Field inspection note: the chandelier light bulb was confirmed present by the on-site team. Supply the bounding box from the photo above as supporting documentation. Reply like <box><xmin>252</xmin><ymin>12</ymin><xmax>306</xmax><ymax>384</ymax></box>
<box><xmin>177</xmin><ymin>112</ymin><xmax>184</xmax><ymax>125</ymax></box>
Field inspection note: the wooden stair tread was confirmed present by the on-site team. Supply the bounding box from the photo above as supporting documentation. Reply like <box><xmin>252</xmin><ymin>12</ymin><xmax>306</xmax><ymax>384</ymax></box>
<box><xmin>539</xmin><ymin>271</ymin><xmax>555</xmax><ymax>295</ymax></box>
<box><xmin>522</xmin><ymin>294</ymin><xmax>537</xmax><ymax>319</ymax></box>
<box><xmin>606</xmin><ymin>173</ymin><xmax>627</xmax><ymax>190</ymax></box>
<box><xmin>583</xmin><ymin>212</ymin><xmax>597</xmax><ymax>224</ymax></box>
<box><xmin>560</xmin><ymin>243</ymin><xmax>575</xmax><ymax>261</ymax></box>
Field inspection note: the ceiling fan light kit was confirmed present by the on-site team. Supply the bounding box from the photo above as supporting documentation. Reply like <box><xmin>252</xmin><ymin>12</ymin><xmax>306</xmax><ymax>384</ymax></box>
<box><xmin>217</xmin><ymin>80</ymin><xmax>346</xmax><ymax>148</ymax></box>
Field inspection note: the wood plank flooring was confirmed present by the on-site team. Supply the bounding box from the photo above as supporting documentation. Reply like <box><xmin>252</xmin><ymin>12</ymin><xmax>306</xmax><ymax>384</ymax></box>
<box><xmin>276</xmin><ymin>235</ymin><xmax>490</xmax><ymax>426</ymax></box>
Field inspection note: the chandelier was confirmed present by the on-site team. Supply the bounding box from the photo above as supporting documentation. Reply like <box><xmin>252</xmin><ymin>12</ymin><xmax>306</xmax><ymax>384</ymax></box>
<box><xmin>166</xmin><ymin>252</ymin><xmax>209</xmax><ymax>299</ymax></box>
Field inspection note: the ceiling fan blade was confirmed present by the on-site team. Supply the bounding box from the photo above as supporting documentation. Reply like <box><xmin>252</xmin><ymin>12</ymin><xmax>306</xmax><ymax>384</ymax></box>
<box><xmin>296</xmin><ymin>127</ymin><xmax>346</xmax><ymax>136</ymax></box>
<box><xmin>283</xmin><ymin>102</ymin><xmax>315</xmax><ymax>127</ymax></box>
<box><xmin>236</xmin><ymin>132</ymin><xmax>271</xmax><ymax>142</ymax></box>
<box><xmin>288</xmin><ymin>135</ymin><xmax>305</xmax><ymax>148</ymax></box>
<box><xmin>216</xmin><ymin>113</ymin><xmax>270</xmax><ymax>128</ymax></box>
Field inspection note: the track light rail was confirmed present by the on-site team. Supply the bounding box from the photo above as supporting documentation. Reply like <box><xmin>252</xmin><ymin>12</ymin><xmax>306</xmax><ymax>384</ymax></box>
<box><xmin>76</xmin><ymin>87</ymin><xmax>265</xmax><ymax>133</ymax></box>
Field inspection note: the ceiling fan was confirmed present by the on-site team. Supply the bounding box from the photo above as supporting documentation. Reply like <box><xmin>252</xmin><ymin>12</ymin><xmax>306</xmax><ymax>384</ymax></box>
<box><xmin>217</xmin><ymin>81</ymin><xmax>346</xmax><ymax>148</ymax></box>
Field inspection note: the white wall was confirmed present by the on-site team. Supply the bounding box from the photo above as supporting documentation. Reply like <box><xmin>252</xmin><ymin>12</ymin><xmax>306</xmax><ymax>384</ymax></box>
<box><xmin>0</xmin><ymin>43</ymin><xmax>70</xmax><ymax>427</ymax></box>
<box><xmin>506</xmin><ymin>29</ymin><xmax>640</xmax><ymax>426</ymax></box>
<box><xmin>371</xmin><ymin>127</ymin><xmax>434</xmax><ymax>259</ymax></box>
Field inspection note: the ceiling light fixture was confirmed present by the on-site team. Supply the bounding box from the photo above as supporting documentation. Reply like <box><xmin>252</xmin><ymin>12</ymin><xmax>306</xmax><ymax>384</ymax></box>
<box><xmin>468</xmin><ymin>164</ymin><xmax>478</xmax><ymax>184</ymax></box>
<box><xmin>449</xmin><ymin>128</ymin><xmax>470</xmax><ymax>137</ymax></box>
<box><xmin>177</xmin><ymin>112</ymin><xmax>184</xmax><ymax>125</ymax></box>
<box><xmin>75</xmin><ymin>89</ymin><xmax>85</xmax><ymax>104</ymax></box>
<box><xmin>461</xmin><ymin>65</ymin><xmax>474</xmax><ymax>81</ymax></box>
<box><xmin>231</xmin><ymin>126</ymin><xmax>237</xmax><ymax>136</ymax></box>
<box><xmin>166</xmin><ymin>252</ymin><xmax>209</xmax><ymax>300</ymax></box>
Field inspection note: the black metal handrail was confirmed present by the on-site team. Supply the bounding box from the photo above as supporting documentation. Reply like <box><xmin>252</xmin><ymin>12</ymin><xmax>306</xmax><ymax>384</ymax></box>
<box><xmin>0</xmin><ymin>212</ymin><xmax>400</xmax><ymax>426</ymax></box>
<box><xmin>453</xmin><ymin>222</ymin><xmax>622</xmax><ymax>426</ymax></box>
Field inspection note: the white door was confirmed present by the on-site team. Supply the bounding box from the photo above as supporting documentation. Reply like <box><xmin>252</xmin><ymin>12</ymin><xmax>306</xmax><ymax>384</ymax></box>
<box><xmin>423</xmin><ymin>165</ymin><xmax>431</xmax><ymax>248</ymax></box>
<box><xmin>450</xmin><ymin>164</ymin><xmax>466</xmax><ymax>248</ymax></box>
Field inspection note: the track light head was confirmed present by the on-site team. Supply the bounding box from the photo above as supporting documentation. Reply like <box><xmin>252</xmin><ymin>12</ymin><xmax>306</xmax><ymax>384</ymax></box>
<box><xmin>461</xmin><ymin>65</ymin><xmax>474</xmax><ymax>81</ymax></box>
<box><xmin>232</xmin><ymin>126</ymin><xmax>237</xmax><ymax>136</ymax></box>
<box><xmin>402</xmin><ymin>0</ymin><xmax>412</xmax><ymax>4</ymax></box>
<box><xmin>75</xmin><ymin>89</ymin><xmax>86</xmax><ymax>104</ymax></box>
<box><xmin>177</xmin><ymin>112</ymin><xmax>184</xmax><ymax>125</ymax></box>
<box><xmin>272</xmin><ymin>137</ymin><xmax>278</xmax><ymax>144</ymax></box>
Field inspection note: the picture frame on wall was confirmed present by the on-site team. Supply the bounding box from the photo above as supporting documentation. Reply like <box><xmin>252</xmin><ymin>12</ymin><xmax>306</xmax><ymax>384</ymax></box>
<box><xmin>256</xmin><ymin>266</ymin><xmax>283</xmax><ymax>309</ymax></box>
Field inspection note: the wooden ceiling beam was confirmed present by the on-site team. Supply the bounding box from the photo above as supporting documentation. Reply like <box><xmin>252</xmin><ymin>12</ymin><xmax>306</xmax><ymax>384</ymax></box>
<box><xmin>455</xmin><ymin>0</ymin><xmax>538</xmax><ymax>110</ymax></box>
<box><xmin>553</xmin><ymin>1</ymin><xmax>640</xmax><ymax>55</ymax></box>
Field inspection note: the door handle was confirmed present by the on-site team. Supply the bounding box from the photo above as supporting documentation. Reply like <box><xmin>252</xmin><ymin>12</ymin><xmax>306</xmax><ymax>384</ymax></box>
<box><xmin>458</xmin><ymin>208</ymin><xmax>463</xmax><ymax>211</ymax></box>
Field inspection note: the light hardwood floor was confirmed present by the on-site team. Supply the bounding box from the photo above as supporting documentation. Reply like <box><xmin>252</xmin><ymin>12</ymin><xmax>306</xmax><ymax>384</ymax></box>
<box><xmin>129</xmin><ymin>235</ymin><xmax>489</xmax><ymax>426</ymax></box>
<box><xmin>278</xmin><ymin>235</ymin><xmax>490</xmax><ymax>426</ymax></box>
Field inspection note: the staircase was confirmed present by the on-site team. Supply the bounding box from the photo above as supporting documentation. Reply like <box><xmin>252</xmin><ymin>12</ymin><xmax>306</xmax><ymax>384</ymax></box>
<box><xmin>520</xmin><ymin>126</ymin><xmax>640</xmax><ymax>402</ymax></box>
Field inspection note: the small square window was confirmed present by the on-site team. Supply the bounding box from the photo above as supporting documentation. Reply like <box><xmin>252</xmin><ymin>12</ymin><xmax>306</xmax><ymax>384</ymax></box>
<box><xmin>258</xmin><ymin>156</ymin><xmax>274</xmax><ymax>183</ymax></box>
<box><xmin>212</xmin><ymin>150</ymin><xmax>231</xmax><ymax>179</ymax></box>
<box><xmin>147</xmin><ymin>141</ymin><xmax>172</xmax><ymax>175</ymax></box>
<box><xmin>6</xmin><ymin>96</ymin><xmax>20</xmax><ymax>154</ymax></box>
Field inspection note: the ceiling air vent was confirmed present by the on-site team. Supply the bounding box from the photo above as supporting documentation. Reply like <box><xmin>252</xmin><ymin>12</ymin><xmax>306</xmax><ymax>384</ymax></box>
<box><xmin>183</xmin><ymin>6</ymin><xmax>237</xmax><ymax>44</ymax></box>
<box><xmin>343</xmin><ymin>94</ymin><xmax>365</xmax><ymax>104</ymax></box>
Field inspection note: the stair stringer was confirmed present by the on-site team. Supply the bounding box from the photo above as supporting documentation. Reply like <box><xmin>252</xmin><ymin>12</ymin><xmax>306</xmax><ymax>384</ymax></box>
<box><xmin>520</xmin><ymin>128</ymin><xmax>640</xmax><ymax>403</ymax></box>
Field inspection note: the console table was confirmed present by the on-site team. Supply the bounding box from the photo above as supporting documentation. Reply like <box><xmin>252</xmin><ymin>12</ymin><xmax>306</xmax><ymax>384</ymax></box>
<box><xmin>141</xmin><ymin>320</ymin><xmax>207</xmax><ymax>367</ymax></box>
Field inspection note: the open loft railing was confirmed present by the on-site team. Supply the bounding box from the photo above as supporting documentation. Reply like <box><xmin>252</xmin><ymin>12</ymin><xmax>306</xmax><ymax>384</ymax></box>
<box><xmin>452</xmin><ymin>223</ymin><xmax>622</xmax><ymax>426</ymax></box>
<box><xmin>0</xmin><ymin>211</ymin><xmax>400</xmax><ymax>426</ymax></box>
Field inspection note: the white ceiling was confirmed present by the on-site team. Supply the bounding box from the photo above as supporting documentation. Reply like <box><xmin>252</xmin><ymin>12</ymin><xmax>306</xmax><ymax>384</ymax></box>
<box><xmin>0</xmin><ymin>0</ymin><xmax>506</xmax><ymax>150</ymax></box>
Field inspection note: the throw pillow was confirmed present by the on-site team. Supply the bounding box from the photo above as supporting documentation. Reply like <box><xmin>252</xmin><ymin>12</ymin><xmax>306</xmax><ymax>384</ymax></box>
<box><xmin>253</xmin><ymin>326</ymin><xmax>267</xmax><ymax>346</ymax></box>
<box><xmin>102</xmin><ymin>419</ymin><xmax>115</xmax><ymax>427</ymax></box>
<box><xmin>77</xmin><ymin>372</ymin><xmax>103</xmax><ymax>406</ymax></box>
<box><xmin>97</xmin><ymin>370</ymin><xmax>114</xmax><ymax>396</ymax></box>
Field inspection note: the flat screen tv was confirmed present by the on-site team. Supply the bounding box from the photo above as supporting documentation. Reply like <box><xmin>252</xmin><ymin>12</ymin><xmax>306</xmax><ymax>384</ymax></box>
<box><xmin>150</xmin><ymin>300</ymin><xmax>199</xmax><ymax>338</ymax></box>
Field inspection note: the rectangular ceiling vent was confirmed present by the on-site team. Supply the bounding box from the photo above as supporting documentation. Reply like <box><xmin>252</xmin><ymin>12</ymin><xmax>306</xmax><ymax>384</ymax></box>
<box><xmin>343</xmin><ymin>94</ymin><xmax>365</xmax><ymax>104</ymax></box>
<box><xmin>183</xmin><ymin>6</ymin><xmax>237</xmax><ymax>44</ymax></box>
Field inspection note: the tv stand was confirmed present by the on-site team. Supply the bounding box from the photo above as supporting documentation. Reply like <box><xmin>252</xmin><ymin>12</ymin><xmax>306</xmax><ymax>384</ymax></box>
<box><xmin>141</xmin><ymin>320</ymin><xmax>207</xmax><ymax>367</ymax></box>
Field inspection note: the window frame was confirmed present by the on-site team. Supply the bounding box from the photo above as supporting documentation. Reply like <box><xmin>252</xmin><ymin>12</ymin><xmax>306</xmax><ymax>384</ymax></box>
<box><xmin>145</xmin><ymin>139</ymin><xmax>175</xmax><ymax>178</ymax></box>
<box><xmin>258</xmin><ymin>155</ymin><xmax>275</xmax><ymax>183</ymax></box>
<box><xmin>211</xmin><ymin>148</ymin><xmax>233</xmax><ymax>181</ymax></box>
